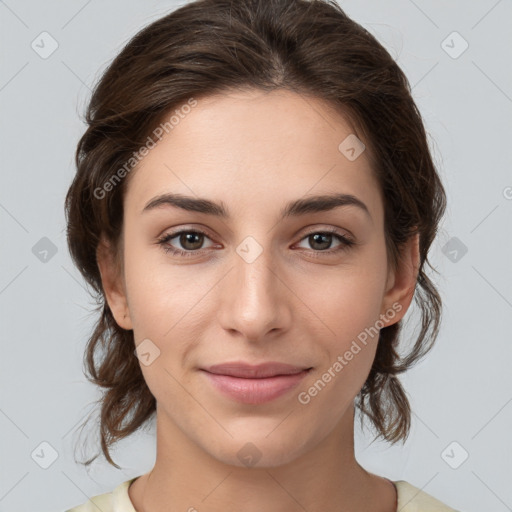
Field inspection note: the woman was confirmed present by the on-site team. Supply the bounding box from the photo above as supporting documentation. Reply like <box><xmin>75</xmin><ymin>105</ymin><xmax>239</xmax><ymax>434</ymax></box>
<box><xmin>64</xmin><ymin>0</ymin><xmax>459</xmax><ymax>510</ymax></box>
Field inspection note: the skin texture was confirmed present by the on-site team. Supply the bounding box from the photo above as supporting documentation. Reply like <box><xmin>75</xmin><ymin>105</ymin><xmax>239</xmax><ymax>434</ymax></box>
<box><xmin>97</xmin><ymin>88</ymin><xmax>419</xmax><ymax>511</ymax></box>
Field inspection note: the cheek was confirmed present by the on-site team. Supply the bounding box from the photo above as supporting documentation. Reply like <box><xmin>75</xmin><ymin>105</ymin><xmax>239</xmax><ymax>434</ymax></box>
<box><xmin>295</xmin><ymin>260</ymin><xmax>387</xmax><ymax>340</ymax></box>
<box><xmin>291</xmin><ymin>251</ymin><xmax>388</xmax><ymax>388</ymax></box>
<box><xmin>122</xmin><ymin>232</ymin><xmax>185</xmax><ymax>323</ymax></box>
<box><xmin>123</xmin><ymin>240</ymin><xmax>218</xmax><ymax>348</ymax></box>
<box><xmin>295</xmin><ymin>270</ymin><xmax>385</xmax><ymax>419</ymax></box>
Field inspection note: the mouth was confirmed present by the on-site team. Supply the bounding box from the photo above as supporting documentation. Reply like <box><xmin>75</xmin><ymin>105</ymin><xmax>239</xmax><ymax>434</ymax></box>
<box><xmin>202</xmin><ymin>361</ymin><xmax>312</xmax><ymax>378</ymax></box>
<box><xmin>200</xmin><ymin>362</ymin><xmax>313</xmax><ymax>404</ymax></box>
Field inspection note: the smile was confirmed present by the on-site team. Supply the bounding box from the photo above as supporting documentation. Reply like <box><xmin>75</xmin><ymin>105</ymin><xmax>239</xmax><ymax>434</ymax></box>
<box><xmin>200</xmin><ymin>367</ymin><xmax>312</xmax><ymax>404</ymax></box>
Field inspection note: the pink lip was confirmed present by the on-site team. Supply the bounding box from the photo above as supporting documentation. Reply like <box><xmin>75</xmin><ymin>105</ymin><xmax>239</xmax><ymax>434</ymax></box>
<box><xmin>200</xmin><ymin>362</ymin><xmax>312</xmax><ymax>404</ymax></box>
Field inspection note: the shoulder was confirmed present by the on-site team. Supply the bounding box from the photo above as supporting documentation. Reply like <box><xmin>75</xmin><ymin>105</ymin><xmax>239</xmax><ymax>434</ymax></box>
<box><xmin>66</xmin><ymin>476</ymin><xmax>460</xmax><ymax>512</ymax></box>
<box><xmin>394</xmin><ymin>480</ymin><xmax>461</xmax><ymax>511</ymax></box>
<box><xmin>65</xmin><ymin>477</ymin><xmax>138</xmax><ymax>512</ymax></box>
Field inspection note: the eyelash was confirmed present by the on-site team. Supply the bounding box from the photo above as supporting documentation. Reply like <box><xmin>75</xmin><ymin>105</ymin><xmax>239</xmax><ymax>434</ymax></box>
<box><xmin>156</xmin><ymin>227</ymin><xmax>356</xmax><ymax>259</ymax></box>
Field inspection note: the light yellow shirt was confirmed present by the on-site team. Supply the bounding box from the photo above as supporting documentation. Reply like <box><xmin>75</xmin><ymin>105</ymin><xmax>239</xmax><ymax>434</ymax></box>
<box><xmin>65</xmin><ymin>477</ymin><xmax>460</xmax><ymax>511</ymax></box>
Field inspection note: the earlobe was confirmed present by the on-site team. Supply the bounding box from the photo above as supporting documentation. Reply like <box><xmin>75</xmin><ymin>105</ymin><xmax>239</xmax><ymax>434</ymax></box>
<box><xmin>380</xmin><ymin>233</ymin><xmax>420</xmax><ymax>327</ymax></box>
<box><xmin>96</xmin><ymin>235</ymin><xmax>133</xmax><ymax>330</ymax></box>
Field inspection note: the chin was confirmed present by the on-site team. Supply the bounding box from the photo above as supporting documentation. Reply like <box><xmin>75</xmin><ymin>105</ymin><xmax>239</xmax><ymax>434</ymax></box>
<box><xmin>206</xmin><ymin>429</ymin><xmax>313</xmax><ymax>469</ymax></box>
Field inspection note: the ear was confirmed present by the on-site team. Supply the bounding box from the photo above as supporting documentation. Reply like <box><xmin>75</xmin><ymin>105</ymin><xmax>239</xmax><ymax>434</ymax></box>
<box><xmin>380</xmin><ymin>232</ymin><xmax>420</xmax><ymax>327</ymax></box>
<box><xmin>96</xmin><ymin>234</ymin><xmax>133</xmax><ymax>330</ymax></box>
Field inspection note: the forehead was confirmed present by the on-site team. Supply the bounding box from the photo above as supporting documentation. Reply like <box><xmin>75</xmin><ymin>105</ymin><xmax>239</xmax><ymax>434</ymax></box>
<box><xmin>124</xmin><ymin>88</ymin><xmax>383</xmax><ymax>225</ymax></box>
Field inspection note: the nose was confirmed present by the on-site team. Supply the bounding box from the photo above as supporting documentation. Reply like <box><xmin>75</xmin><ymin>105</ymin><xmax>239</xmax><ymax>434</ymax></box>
<box><xmin>216</xmin><ymin>239</ymin><xmax>292</xmax><ymax>343</ymax></box>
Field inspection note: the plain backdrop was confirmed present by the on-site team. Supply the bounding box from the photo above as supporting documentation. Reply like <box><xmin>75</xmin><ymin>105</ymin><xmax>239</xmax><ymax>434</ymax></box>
<box><xmin>1</xmin><ymin>1</ymin><xmax>511</xmax><ymax>511</ymax></box>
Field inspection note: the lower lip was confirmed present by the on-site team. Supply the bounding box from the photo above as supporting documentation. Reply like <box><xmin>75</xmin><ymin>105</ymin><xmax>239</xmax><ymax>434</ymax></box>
<box><xmin>201</xmin><ymin>369</ymin><xmax>311</xmax><ymax>404</ymax></box>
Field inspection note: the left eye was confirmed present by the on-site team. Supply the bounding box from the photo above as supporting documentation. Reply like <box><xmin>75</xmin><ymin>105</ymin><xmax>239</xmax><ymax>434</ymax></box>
<box><xmin>295</xmin><ymin>231</ymin><xmax>355</xmax><ymax>252</ymax></box>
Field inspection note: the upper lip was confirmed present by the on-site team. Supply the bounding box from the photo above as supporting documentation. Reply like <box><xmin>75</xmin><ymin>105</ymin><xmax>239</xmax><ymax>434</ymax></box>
<box><xmin>202</xmin><ymin>362</ymin><xmax>312</xmax><ymax>378</ymax></box>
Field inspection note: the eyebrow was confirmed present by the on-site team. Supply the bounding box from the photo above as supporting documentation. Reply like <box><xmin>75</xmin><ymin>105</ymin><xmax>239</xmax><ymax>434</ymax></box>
<box><xmin>142</xmin><ymin>192</ymin><xmax>371</xmax><ymax>221</ymax></box>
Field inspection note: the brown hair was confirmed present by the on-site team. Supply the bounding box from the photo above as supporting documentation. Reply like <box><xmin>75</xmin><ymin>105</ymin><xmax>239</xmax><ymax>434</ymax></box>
<box><xmin>65</xmin><ymin>0</ymin><xmax>447</xmax><ymax>469</ymax></box>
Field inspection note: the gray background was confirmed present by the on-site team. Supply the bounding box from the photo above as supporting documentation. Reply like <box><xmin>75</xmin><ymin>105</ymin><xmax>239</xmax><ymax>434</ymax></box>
<box><xmin>1</xmin><ymin>1</ymin><xmax>511</xmax><ymax>511</ymax></box>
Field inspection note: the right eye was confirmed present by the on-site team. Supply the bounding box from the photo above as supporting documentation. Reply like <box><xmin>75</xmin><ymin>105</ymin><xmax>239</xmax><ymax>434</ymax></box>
<box><xmin>157</xmin><ymin>229</ymin><xmax>217</xmax><ymax>257</ymax></box>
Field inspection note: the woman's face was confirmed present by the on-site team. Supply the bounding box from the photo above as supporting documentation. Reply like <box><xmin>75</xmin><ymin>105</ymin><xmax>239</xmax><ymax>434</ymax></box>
<box><xmin>100</xmin><ymin>88</ymin><xmax>416</xmax><ymax>468</ymax></box>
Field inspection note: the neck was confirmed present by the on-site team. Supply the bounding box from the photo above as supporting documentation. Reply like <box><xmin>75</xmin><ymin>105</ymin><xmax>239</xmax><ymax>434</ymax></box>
<box><xmin>130</xmin><ymin>403</ymin><xmax>396</xmax><ymax>512</ymax></box>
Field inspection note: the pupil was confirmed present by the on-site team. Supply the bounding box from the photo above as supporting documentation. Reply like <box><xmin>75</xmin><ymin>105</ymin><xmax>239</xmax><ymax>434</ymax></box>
<box><xmin>311</xmin><ymin>233</ymin><xmax>331</xmax><ymax>250</ymax></box>
<box><xmin>182</xmin><ymin>233</ymin><xmax>202</xmax><ymax>250</ymax></box>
